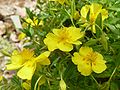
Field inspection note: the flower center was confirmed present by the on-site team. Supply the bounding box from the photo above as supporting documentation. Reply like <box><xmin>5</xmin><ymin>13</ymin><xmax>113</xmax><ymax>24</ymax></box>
<box><xmin>58</xmin><ymin>29</ymin><xmax>70</xmax><ymax>43</ymax></box>
<box><xmin>83</xmin><ymin>52</ymin><xmax>97</xmax><ymax>65</ymax></box>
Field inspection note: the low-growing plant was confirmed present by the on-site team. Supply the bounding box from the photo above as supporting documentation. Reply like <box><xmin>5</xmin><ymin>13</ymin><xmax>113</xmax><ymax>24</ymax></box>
<box><xmin>0</xmin><ymin>0</ymin><xmax>120</xmax><ymax>90</ymax></box>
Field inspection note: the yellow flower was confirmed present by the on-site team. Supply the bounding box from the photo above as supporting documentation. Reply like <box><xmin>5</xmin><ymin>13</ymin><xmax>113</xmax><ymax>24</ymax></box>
<box><xmin>49</xmin><ymin>0</ymin><xmax>65</xmax><ymax>5</ymax></box>
<box><xmin>57</xmin><ymin>0</ymin><xmax>65</xmax><ymax>5</ymax></box>
<box><xmin>73</xmin><ymin>11</ymin><xmax>80</xmax><ymax>20</ymax></box>
<box><xmin>0</xmin><ymin>76</ymin><xmax>3</xmax><ymax>81</ymax></box>
<box><xmin>80</xmin><ymin>3</ymin><xmax>108</xmax><ymax>33</ymax></box>
<box><xmin>18</xmin><ymin>32</ymin><xmax>26</xmax><ymax>40</ymax></box>
<box><xmin>0</xmin><ymin>68</ymin><xmax>3</xmax><ymax>81</ymax></box>
<box><xmin>22</xmin><ymin>17</ymin><xmax>43</xmax><ymax>28</ymax></box>
<box><xmin>6</xmin><ymin>49</ymin><xmax>50</xmax><ymax>80</ymax></box>
<box><xmin>72</xmin><ymin>47</ymin><xmax>107</xmax><ymax>76</ymax></box>
<box><xmin>44</xmin><ymin>27</ymin><xmax>84</xmax><ymax>52</ymax></box>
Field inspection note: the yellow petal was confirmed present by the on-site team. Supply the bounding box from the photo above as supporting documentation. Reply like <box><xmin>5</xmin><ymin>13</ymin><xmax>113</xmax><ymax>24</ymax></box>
<box><xmin>73</xmin><ymin>11</ymin><xmax>80</xmax><ymax>20</ymax></box>
<box><xmin>95</xmin><ymin>52</ymin><xmax>104</xmax><ymax>60</ymax></box>
<box><xmin>11</xmin><ymin>55</ymin><xmax>23</xmax><ymax>63</ymax></box>
<box><xmin>57</xmin><ymin>42</ymin><xmax>73</xmax><ymax>52</ymax></box>
<box><xmin>101</xmin><ymin>9</ymin><xmax>108</xmax><ymax>21</ymax></box>
<box><xmin>6</xmin><ymin>64</ymin><xmax>22</xmax><ymax>70</ymax></box>
<box><xmin>0</xmin><ymin>76</ymin><xmax>3</xmax><ymax>81</ymax></box>
<box><xmin>79</xmin><ymin>47</ymin><xmax>93</xmax><ymax>56</ymax></box>
<box><xmin>39</xmin><ymin>20</ymin><xmax>44</xmax><ymax>26</ymax></box>
<box><xmin>53</xmin><ymin>29</ymin><xmax>61</xmax><ymax>36</ymax></box>
<box><xmin>72</xmin><ymin>52</ymin><xmax>83</xmax><ymax>65</ymax></box>
<box><xmin>57</xmin><ymin>0</ymin><xmax>65</xmax><ymax>5</ymax></box>
<box><xmin>26</xmin><ymin>18</ymin><xmax>32</xmax><ymax>23</ymax></box>
<box><xmin>49</xmin><ymin>0</ymin><xmax>56</xmax><ymax>1</ymax></box>
<box><xmin>90</xmin><ymin>3</ymin><xmax>102</xmax><ymax>23</ymax></box>
<box><xmin>77</xmin><ymin>61</ymin><xmax>92</xmax><ymax>76</ymax></box>
<box><xmin>92</xmin><ymin>61</ymin><xmax>107</xmax><ymax>73</ymax></box>
<box><xmin>18</xmin><ymin>32</ymin><xmax>26</xmax><ymax>40</ymax></box>
<box><xmin>17</xmin><ymin>63</ymin><xmax>36</xmax><ymax>80</ymax></box>
<box><xmin>6</xmin><ymin>50</ymin><xmax>29</xmax><ymax>70</ymax></box>
<box><xmin>39</xmin><ymin>58</ymin><xmax>50</xmax><ymax>65</ymax></box>
<box><xmin>92</xmin><ymin>24</ymin><xmax>96</xmax><ymax>33</ymax></box>
<box><xmin>81</xmin><ymin>5</ymin><xmax>90</xmax><ymax>18</ymax></box>
<box><xmin>71</xmin><ymin>41</ymin><xmax>82</xmax><ymax>45</ymax></box>
<box><xmin>68</xmin><ymin>27</ymin><xmax>84</xmax><ymax>41</ymax></box>
<box><xmin>44</xmin><ymin>33</ymin><xmax>58</xmax><ymax>51</ymax></box>
<box><xmin>36</xmin><ymin>51</ymin><xmax>50</xmax><ymax>59</ymax></box>
<box><xmin>35</xmin><ymin>51</ymin><xmax>51</xmax><ymax>65</ymax></box>
<box><xmin>92</xmin><ymin>53</ymin><xmax>107</xmax><ymax>73</ymax></box>
<box><xmin>90</xmin><ymin>3</ymin><xmax>102</xmax><ymax>17</ymax></box>
<box><xmin>12</xmin><ymin>50</ymin><xmax>19</xmax><ymax>55</ymax></box>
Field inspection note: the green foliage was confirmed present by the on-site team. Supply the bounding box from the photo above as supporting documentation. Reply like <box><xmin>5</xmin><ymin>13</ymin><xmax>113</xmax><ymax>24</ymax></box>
<box><xmin>1</xmin><ymin>0</ymin><xmax>120</xmax><ymax>90</ymax></box>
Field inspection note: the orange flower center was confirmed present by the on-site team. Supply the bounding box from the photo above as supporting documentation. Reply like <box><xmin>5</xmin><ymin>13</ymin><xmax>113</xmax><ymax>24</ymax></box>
<box><xmin>83</xmin><ymin>52</ymin><xmax>97</xmax><ymax>65</ymax></box>
<box><xmin>58</xmin><ymin>29</ymin><xmax>70</xmax><ymax>43</ymax></box>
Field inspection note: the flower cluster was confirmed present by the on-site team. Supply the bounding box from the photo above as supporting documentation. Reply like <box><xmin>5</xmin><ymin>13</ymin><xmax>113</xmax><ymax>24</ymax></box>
<box><xmin>22</xmin><ymin>17</ymin><xmax>43</xmax><ymax>28</ymax></box>
<box><xmin>3</xmin><ymin>2</ymin><xmax>111</xmax><ymax>90</ymax></box>
<box><xmin>80</xmin><ymin>3</ymin><xmax>108</xmax><ymax>33</ymax></box>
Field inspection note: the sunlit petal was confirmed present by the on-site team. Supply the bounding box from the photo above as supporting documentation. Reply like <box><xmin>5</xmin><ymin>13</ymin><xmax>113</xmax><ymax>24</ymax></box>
<box><xmin>79</xmin><ymin>47</ymin><xmax>93</xmax><ymax>56</ymax></box>
<box><xmin>17</xmin><ymin>63</ymin><xmax>36</xmax><ymax>80</ymax></box>
<box><xmin>57</xmin><ymin>42</ymin><xmax>73</xmax><ymax>52</ymax></box>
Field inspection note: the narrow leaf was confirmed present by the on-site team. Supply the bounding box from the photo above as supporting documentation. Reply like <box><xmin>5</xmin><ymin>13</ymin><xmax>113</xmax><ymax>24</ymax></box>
<box><xmin>100</xmin><ymin>32</ymin><xmax>108</xmax><ymax>51</ymax></box>
<box><xmin>95</xmin><ymin>13</ymin><xmax>102</xmax><ymax>37</ymax></box>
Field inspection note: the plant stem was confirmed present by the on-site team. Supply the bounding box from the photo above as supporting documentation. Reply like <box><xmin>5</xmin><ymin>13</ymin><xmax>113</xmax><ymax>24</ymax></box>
<box><xmin>91</xmin><ymin>75</ymin><xmax>100</xmax><ymax>87</ymax></box>
<box><xmin>64</xmin><ymin>9</ymin><xmax>75</xmax><ymax>27</ymax></box>
<box><xmin>95</xmin><ymin>24</ymin><xmax>103</xmax><ymax>33</ymax></box>
<box><xmin>108</xmin><ymin>66</ymin><xmax>117</xmax><ymax>83</ymax></box>
<box><xmin>34</xmin><ymin>75</ymin><xmax>43</xmax><ymax>90</ymax></box>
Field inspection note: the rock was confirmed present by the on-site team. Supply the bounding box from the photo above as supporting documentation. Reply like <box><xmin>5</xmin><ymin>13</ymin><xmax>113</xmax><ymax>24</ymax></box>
<box><xmin>0</xmin><ymin>21</ymin><xmax>6</xmax><ymax>35</ymax></box>
<box><xmin>0</xmin><ymin>5</ymin><xmax>15</xmax><ymax>17</ymax></box>
<box><xmin>0</xmin><ymin>0</ymin><xmax>16</xmax><ymax>5</ymax></box>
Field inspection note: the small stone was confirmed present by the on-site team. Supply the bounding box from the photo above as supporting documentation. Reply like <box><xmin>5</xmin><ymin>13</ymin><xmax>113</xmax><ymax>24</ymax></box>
<box><xmin>0</xmin><ymin>21</ymin><xmax>6</xmax><ymax>35</ymax></box>
<box><xmin>0</xmin><ymin>5</ymin><xmax>15</xmax><ymax>17</ymax></box>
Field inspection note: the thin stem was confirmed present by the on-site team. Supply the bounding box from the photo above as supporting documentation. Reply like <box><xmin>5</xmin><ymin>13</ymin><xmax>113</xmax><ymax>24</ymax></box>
<box><xmin>33</xmin><ymin>39</ymin><xmax>40</xmax><ymax>45</ymax></box>
<box><xmin>91</xmin><ymin>75</ymin><xmax>100</xmax><ymax>87</ymax></box>
<box><xmin>64</xmin><ymin>9</ymin><xmax>75</xmax><ymax>27</ymax></box>
<box><xmin>91</xmin><ymin>32</ymin><xmax>97</xmax><ymax>39</ymax></box>
<box><xmin>84</xmin><ymin>25</ymin><xmax>91</xmax><ymax>32</ymax></box>
<box><xmin>108</xmin><ymin>66</ymin><xmax>117</xmax><ymax>83</ymax></box>
<box><xmin>34</xmin><ymin>75</ymin><xmax>43</xmax><ymax>90</ymax></box>
<box><xmin>95</xmin><ymin>24</ymin><xmax>103</xmax><ymax>33</ymax></box>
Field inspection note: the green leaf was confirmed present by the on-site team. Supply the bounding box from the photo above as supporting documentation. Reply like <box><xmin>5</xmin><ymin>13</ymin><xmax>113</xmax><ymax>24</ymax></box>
<box><xmin>106</xmin><ymin>24</ymin><xmax>120</xmax><ymax>35</ymax></box>
<box><xmin>108</xmin><ymin>7</ymin><xmax>120</xmax><ymax>12</ymax></box>
<box><xmin>99</xmin><ymin>82</ymin><xmax>109</xmax><ymax>90</ymax></box>
<box><xmin>114</xmin><ymin>52</ymin><xmax>120</xmax><ymax>66</ymax></box>
<box><xmin>86</xmin><ymin>9</ymin><xmax>90</xmax><ymax>22</ymax></box>
<box><xmin>29</xmin><ymin>27</ymin><xmax>34</xmax><ymax>36</ymax></box>
<box><xmin>71</xmin><ymin>0</ymin><xmax>76</xmax><ymax>18</ymax></box>
<box><xmin>11</xmin><ymin>76</ymin><xmax>23</xmax><ymax>90</ymax></box>
<box><xmin>84</xmin><ymin>39</ymin><xmax>98</xmax><ymax>46</ymax></box>
<box><xmin>100</xmin><ymin>32</ymin><xmax>108</xmax><ymax>51</ymax></box>
<box><xmin>95</xmin><ymin>13</ymin><xmax>102</xmax><ymax>38</ymax></box>
<box><xmin>26</xmin><ymin>8</ymin><xmax>34</xmax><ymax>20</ymax></box>
<box><xmin>110</xmin><ymin>82</ymin><xmax>119</xmax><ymax>90</ymax></box>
